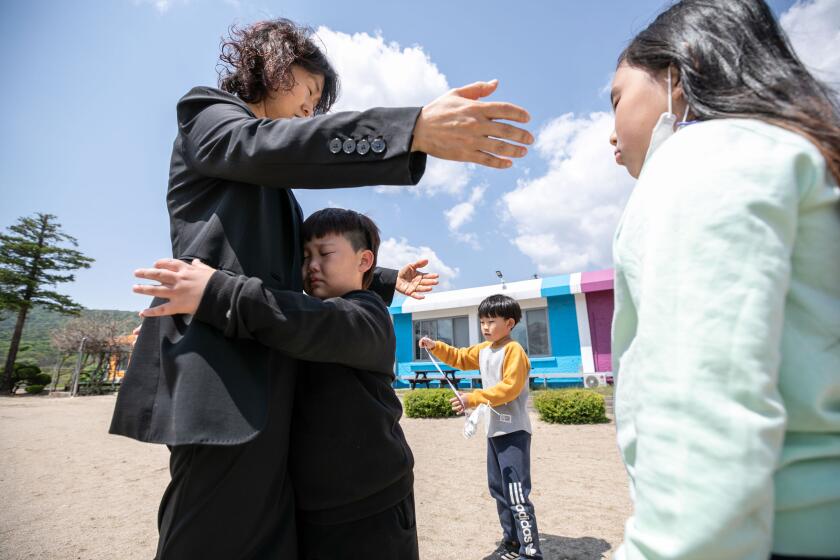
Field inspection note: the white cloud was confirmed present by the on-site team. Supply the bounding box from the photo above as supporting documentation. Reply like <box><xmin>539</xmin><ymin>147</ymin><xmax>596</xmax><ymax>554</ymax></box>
<box><xmin>378</xmin><ymin>237</ymin><xmax>459</xmax><ymax>290</ymax></box>
<box><xmin>781</xmin><ymin>0</ymin><xmax>840</xmax><ymax>87</ymax></box>
<box><xmin>452</xmin><ymin>232</ymin><xmax>480</xmax><ymax>250</ymax></box>
<box><xmin>315</xmin><ymin>27</ymin><xmax>448</xmax><ymax>110</ymax></box>
<box><xmin>134</xmin><ymin>0</ymin><xmax>175</xmax><ymax>12</ymax></box>
<box><xmin>443</xmin><ymin>185</ymin><xmax>486</xmax><ymax>249</ymax></box>
<box><xmin>405</xmin><ymin>159</ymin><xmax>473</xmax><ymax>197</ymax></box>
<box><xmin>501</xmin><ymin>112</ymin><xmax>635</xmax><ymax>275</ymax></box>
<box><xmin>445</xmin><ymin>185</ymin><xmax>486</xmax><ymax>230</ymax></box>
<box><xmin>315</xmin><ymin>27</ymin><xmax>473</xmax><ymax>197</ymax></box>
<box><xmin>135</xmin><ymin>0</ymin><xmax>242</xmax><ymax>13</ymax></box>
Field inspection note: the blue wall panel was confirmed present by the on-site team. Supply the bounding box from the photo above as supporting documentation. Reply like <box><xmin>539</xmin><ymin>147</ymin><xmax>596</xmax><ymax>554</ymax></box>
<box><xmin>546</xmin><ymin>295</ymin><xmax>582</xmax><ymax>372</ymax></box>
<box><xmin>392</xmin><ymin>312</ymin><xmax>414</xmax><ymax>376</ymax></box>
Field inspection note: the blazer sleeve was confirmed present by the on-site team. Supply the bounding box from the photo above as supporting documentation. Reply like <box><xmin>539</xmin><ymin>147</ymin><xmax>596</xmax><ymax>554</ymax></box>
<box><xmin>193</xmin><ymin>271</ymin><xmax>393</xmax><ymax>372</ymax></box>
<box><xmin>177</xmin><ymin>89</ymin><xmax>426</xmax><ymax>189</ymax></box>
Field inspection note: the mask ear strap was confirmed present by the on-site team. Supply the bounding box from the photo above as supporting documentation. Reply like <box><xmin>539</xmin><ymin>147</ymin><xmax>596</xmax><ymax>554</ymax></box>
<box><xmin>682</xmin><ymin>105</ymin><xmax>690</xmax><ymax>121</ymax></box>
<box><xmin>667</xmin><ymin>66</ymin><xmax>673</xmax><ymax>115</ymax></box>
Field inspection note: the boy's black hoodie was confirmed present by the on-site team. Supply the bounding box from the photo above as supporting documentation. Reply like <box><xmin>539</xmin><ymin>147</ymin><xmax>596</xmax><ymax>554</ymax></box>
<box><xmin>194</xmin><ymin>270</ymin><xmax>413</xmax><ymax>523</ymax></box>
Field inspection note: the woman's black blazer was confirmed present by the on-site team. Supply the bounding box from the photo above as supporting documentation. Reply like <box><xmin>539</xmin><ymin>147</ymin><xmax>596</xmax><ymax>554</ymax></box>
<box><xmin>110</xmin><ymin>87</ymin><xmax>426</xmax><ymax>445</ymax></box>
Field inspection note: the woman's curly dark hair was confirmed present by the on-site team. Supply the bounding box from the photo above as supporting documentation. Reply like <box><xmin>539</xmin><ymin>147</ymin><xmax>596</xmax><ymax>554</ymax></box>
<box><xmin>217</xmin><ymin>18</ymin><xmax>339</xmax><ymax>114</ymax></box>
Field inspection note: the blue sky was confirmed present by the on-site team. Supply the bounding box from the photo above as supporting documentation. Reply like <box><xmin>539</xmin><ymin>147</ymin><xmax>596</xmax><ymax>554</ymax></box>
<box><xmin>2</xmin><ymin>0</ymin><xmax>835</xmax><ymax>311</ymax></box>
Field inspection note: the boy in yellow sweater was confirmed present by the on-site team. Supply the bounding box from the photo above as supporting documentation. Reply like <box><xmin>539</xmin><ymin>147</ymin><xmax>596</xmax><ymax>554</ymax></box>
<box><xmin>419</xmin><ymin>294</ymin><xmax>541</xmax><ymax>560</ymax></box>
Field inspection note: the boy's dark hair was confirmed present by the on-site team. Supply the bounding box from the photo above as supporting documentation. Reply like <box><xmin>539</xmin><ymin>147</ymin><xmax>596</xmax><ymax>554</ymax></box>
<box><xmin>478</xmin><ymin>294</ymin><xmax>522</xmax><ymax>325</ymax></box>
<box><xmin>302</xmin><ymin>208</ymin><xmax>380</xmax><ymax>289</ymax></box>
<box><xmin>218</xmin><ymin>18</ymin><xmax>339</xmax><ymax>114</ymax></box>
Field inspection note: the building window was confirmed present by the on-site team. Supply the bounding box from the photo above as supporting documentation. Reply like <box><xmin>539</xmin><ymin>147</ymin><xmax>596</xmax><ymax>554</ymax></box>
<box><xmin>414</xmin><ymin>316</ymin><xmax>470</xmax><ymax>360</ymax></box>
<box><xmin>510</xmin><ymin>308</ymin><xmax>550</xmax><ymax>356</ymax></box>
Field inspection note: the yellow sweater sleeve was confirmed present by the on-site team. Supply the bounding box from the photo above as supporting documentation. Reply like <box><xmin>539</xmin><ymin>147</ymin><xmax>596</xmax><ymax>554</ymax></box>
<box><xmin>429</xmin><ymin>340</ymin><xmax>487</xmax><ymax>371</ymax></box>
<box><xmin>464</xmin><ymin>342</ymin><xmax>530</xmax><ymax>408</ymax></box>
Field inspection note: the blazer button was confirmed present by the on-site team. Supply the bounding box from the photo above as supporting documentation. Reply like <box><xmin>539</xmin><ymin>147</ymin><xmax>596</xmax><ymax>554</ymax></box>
<box><xmin>371</xmin><ymin>137</ymin><xmax>386</xmax><ymax>153</ymax></box>
<box><xmin>356</xmin><ymin>138</ymin><xmax>371</xmax><ymax>155</ymax></box>
<box><xmin>342</xmin><ymin>138</ymin><xmax>357</xmax><ymax>154</ymax></box>
<box><xmin>329</xmin><ymin>138</ymin><xmax>342</xmax><ymax>154</ymax></box>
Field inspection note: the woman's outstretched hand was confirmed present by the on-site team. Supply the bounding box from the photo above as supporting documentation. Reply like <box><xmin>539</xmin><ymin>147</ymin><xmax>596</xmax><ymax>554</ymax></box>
<box><xmin>395</xmin><ymin>259</ymin><xmax>439</xmax><ymax>300</ymax></box>
<box><xmin>133</xmin><ymin>259</ymin><xmax>216</xmax><ymax>318</ymax></box>
<box><xmin>412</xmin><ymin>80</ymin><xmax>533</xmax><ymax>169</ymax></box>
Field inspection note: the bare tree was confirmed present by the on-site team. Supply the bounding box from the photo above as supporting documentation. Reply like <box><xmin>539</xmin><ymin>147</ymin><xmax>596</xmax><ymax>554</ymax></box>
<box><xmin>50</xmin><ymin>312</ymin><xmax>135</xmax><ymax>392</ymax></box>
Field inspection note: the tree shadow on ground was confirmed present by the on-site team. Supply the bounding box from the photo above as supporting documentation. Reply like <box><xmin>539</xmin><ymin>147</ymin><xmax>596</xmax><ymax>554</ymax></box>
<box><xmin>480</xmin><ymin>534</ymin><xmax>612</xmax><ymax>560</ymax></box>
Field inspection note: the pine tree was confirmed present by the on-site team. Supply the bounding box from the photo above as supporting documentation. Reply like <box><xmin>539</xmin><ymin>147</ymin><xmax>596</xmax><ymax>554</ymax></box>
<box><xmin>0</xmin><ymin>213</ymin><xmax>94</xmax><ymax>392</ymax></box>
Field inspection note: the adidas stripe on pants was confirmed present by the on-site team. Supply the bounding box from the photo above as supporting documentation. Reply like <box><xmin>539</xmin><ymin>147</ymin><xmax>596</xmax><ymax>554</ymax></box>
<box><xmin>487</xmin><ymin>430</ymin><xmax>542</xmax><ymax>560</ymax></box>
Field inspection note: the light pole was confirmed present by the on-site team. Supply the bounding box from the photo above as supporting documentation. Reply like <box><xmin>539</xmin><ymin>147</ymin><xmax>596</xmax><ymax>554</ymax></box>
<box><xmin>70</xmin><ymin>337</ymin><xmax>87</xmax><ymax>397</ymax></box>
<box><xmin>495</xmin><ymin>270</ymin><xmax>507</xmax><ymax>290</ymax></box>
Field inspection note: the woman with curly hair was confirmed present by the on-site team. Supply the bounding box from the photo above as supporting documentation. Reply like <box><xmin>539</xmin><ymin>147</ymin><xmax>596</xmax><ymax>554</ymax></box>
<box><xmin>217</xmin><ymin>19</ymin><xmax>340</xmax><ymax>117</ymax></box>
<box><xmin>110</xmin><ymin>17</ymin><xmax>534</xmax><ymax>560</ymax></box>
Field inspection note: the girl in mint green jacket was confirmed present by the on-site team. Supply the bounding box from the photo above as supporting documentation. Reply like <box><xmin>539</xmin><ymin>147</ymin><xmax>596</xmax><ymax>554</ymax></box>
<box><xmin>607</xmin><ymin>1</ymin><xmax>840</xmax><ymax>559</ymax></box>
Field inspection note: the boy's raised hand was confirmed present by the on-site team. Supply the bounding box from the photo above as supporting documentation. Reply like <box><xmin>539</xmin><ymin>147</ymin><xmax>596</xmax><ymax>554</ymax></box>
<box><xmin>418</xmin><ymin>337</ymin><xmax>436</xmax><ymax>350</ymax></box>
<box><xmin>396</xmin><ymin>259</ymin><xmax>439</xmax><ymax>300</ymax></box>
<box><xmin>133</xmin><ymin>259</ymin><xmax>216</xmax><ymax>318</ymax></box>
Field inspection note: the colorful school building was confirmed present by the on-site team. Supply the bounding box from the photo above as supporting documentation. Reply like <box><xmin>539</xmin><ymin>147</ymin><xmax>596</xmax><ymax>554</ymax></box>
<box><xmin>388</xmin><ymin>269</ymin><xmax>615</xmax><ymax>388</ymax></box>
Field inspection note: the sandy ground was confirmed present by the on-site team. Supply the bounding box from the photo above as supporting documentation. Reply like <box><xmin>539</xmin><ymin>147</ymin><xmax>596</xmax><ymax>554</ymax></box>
<box><xmin>0</xmin><ymin>394</ymin><xmax>631</xmax><ymax>560</ymax></box>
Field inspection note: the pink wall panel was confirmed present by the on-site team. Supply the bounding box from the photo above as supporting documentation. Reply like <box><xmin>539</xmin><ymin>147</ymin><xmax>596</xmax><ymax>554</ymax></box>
<box><xmin>585</xmin><ymin>290</ymin><xmax>614</xmax><ymax>372</ymax></box>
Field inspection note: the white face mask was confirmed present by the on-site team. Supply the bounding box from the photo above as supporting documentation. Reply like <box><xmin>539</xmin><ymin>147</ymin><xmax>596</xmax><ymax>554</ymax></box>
<box><xmin>643</xmin><ymin>67</ymin><xmax>691</xmax><ymax>166</ymax></box>
<box><xmin>463</xmin><ymin>404</ymin><xmax>488</xmax><ymax>439</ymax></box>
<box><xmin>463</xmin><ymin>402</ymin><xmax>512</xmax><ymax>439</ymax></box>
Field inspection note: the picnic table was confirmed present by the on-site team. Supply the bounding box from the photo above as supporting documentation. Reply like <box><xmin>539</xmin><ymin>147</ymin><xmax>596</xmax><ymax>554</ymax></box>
<box><xmin>408</xmin><ymin>368</ymin><xmax>459</xmax><ymax>390</ymax></box>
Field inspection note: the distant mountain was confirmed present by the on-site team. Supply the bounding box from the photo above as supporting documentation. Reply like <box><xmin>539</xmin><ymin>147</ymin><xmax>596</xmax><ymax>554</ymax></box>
<box><xmin>0</xmin><ymin>307</ymin><xmax>138</xmax><ymax>369</ymax></box>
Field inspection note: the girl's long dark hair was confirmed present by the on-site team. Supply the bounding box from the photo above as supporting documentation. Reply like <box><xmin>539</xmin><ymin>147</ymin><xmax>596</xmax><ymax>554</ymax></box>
<box><xmin>619</xmin><ymin>0</ymin><xmax>840</xmax><ymax>185</ymax></box>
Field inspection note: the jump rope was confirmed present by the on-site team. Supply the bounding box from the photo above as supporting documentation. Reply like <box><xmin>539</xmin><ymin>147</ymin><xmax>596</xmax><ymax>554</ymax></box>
<box><xmin>423</xmin><ymin>347</ymin><xmax>512</xmax><ymax>438</ymax></box>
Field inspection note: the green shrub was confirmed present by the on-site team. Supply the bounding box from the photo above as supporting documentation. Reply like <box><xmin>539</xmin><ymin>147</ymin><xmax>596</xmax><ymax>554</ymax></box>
<box><xmin>25</xmin><ymin>384</ymin><xmax>45</xmax><ymax>395</ymax></box>
<box><xmin>31</xmin><ymin>373</ymin><xmax>52</xmax><ymax>386</ymax></box>
<box><xmin>533</xmin><ymin>389</ymin><xmax>609</xmax><ymax>424</ymax></box>
<box><xmin>11</xmin><ymin>362</ymin><xmax>49</xmax><ymax>392</ymax></box>
<box><xmin>403</xmin><ymin>388</ymin><xmax>458</xmax><ymax>419</ymax></box>
<box><xmin>12</xmin><ymin>362</ymin><xmax>41</xmax><ymax>386</ymax></box>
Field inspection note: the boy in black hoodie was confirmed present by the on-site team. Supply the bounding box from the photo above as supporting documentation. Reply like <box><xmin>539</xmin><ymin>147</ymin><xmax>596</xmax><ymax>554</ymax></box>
<box><xmin>133</xmin><ymin>208</ymin><xmax>418</xmax><ymax>559</ymax></box>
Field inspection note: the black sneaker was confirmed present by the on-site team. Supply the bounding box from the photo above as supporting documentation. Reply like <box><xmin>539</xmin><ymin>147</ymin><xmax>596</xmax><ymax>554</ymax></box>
<box><xmin>493</xmin><ymin>541</ymin><xmax>521</xmax><ymax>560</ymax></box>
